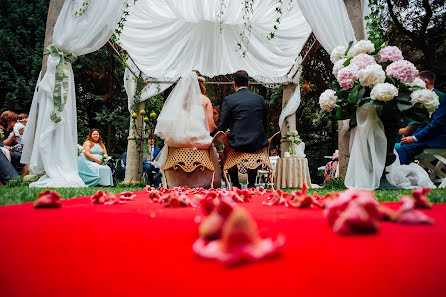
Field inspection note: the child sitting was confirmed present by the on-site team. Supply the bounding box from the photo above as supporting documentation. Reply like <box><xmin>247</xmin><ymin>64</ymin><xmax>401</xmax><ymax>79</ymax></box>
<box><xmin>11</xmin><ymin>123</ymin><xmax>25</xmax><ymax>152</ymax></box>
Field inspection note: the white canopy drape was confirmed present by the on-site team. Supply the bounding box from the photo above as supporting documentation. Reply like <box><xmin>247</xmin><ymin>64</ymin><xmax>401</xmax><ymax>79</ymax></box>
<box><xmin>23</xmin><ymin>0</ymin><xmax>362</xmax><ymax>188</ymax></box>
<box><xmin>118</xmin><ymin>0</ymin><xmax>357</xmax><ymax>131</ymax></box>
<box><xmin>119</xmin><ymin>0</ymin><xmax>312</xmax><ymax>83</ymax></box>
<box><xmin>22</xmin><ymin>0</ymin><xmax>127</xmax><ymax>187</ymax></box>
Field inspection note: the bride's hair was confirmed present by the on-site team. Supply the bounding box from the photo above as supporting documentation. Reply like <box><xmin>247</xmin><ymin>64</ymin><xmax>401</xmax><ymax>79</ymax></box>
<box><xmin>193</xmin><ymin>70</ymin><xmax>206</xmax><ymax>95</ymax></box>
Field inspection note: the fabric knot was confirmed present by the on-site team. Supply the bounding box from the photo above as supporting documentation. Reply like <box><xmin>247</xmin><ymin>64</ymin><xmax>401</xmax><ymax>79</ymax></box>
<box><xmin>44</xmin><ymin>44</ymin><xmax>78</xmax><ymax>123</ymax></box>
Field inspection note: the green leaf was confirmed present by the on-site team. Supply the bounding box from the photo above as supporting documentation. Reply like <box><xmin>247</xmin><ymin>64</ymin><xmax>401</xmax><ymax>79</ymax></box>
<box><xmin>359</xmin><ymin>97</ymin><xmax>372</xmax><ymax>107</ymax></box>
<box><xmin>371</xmin><ymin>100</ymin><xmax>384</xmax><ymax>108</ymax></box>
<box><xmin>344</xmin><ymin>41</ymin><xmax>354</xmax><ymax>56</ymax></box>
<box><xmin>397</xmin><ymin>102</ymin><xmax>413</xmax><ymax>112</ymax></box>
<box><xmin>356</xmin><ymin>87</ymin><xmax>366</xmax><ymax>103</ymax></box>
<box><xmin>343</xmin><ymin>57</ymin><xmax>352</xmax><ymax>67</ymax></box>
<box><xmin>349</xmin><ymin>114</ymin><xmax>357</xmax><ymax>128</ymax></box>
<box><xmin>347</xmin><ymin>83</ymin><xmax>360</xmax><ymax>104</ymax></box>
<box><xmin>396</xmin><ymin>91</ymin><xmax>411</xmax><ymax>102</ymax></box>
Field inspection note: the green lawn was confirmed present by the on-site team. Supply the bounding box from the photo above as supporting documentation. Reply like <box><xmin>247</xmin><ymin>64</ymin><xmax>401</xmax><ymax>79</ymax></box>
<box><xmin>1</xmin><ymin>177</ymin><xmax>445</xmax><ymax>206</ymax></box>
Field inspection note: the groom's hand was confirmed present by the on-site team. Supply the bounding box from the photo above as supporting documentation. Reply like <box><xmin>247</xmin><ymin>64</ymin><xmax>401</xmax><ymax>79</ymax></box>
<box><xmin>401</xmin><ymin>136</ymin><xmax>416</xmax><ymax>144</ymax></box>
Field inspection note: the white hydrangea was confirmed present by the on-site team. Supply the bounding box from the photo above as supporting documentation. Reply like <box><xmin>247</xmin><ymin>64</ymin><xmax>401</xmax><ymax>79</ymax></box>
<box><xmin>359</xmin><ymin>64</ymin><xmax>386</xmax><ymax>88</ymax></box>
<box><xmin>370</xmin><ymin>83</ymin><xmax>399</xmax><ymax>101</ymax></box>
<box><xmin>330</xmin><ymin>46</ymin><xmax>347</xmax><ymax>64</ymax></box>
<box><xmin>319</xmin><ymin>89</ymin><xmax>338</xmax><ymax>112</ymax></box>
<box><xmin>332</xmin><ymin>58</ymin><xmax>347</xmax><ymax>77</ymax></box>
<box><xmin>352</xmin><ymin>40</ymin><xmax>375</xmax><ymax>56</ymax></box>
<box><xmin>407</xmin><ymin>77</ymin><xmax>427</xmax><ymax>90</ymax></box>
<box><xmin>410</xmin><ymin>89</ymin><xmax>439</xmax><ymax>112</ymax></box>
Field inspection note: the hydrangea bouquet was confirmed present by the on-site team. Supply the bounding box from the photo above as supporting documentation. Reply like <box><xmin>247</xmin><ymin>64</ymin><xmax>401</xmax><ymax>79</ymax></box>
<box><xmin>320</xmin><ymin>40</ymin><xmax>438</xmax><ymax>129</ymax></box>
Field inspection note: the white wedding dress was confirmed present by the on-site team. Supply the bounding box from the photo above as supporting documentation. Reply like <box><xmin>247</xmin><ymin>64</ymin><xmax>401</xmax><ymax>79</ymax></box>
<box><xmin>154</xmin><ymin>71</ymin><xmax>221</xmax><ymax>188</ymax></box>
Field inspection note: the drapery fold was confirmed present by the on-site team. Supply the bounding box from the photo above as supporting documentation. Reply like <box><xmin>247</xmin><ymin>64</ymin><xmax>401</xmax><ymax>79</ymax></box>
<box><xmin>119</xmin><ymin>0</ymin><xmax>312</xmax><ymax>83</ymax></box>
<box><xmin>297</xmin><ymin>0</ymin><xmax>357</xmax><ymax>53</ymax></box>
<box><xmin>345</xmin><ymin>104</ymin><xmax>387</xmax><ymax>190</ymax></box>
<box><xmin>22</xmin><ymin>0</ymin><xmax>127</xmax><ymax>188</ymax></box>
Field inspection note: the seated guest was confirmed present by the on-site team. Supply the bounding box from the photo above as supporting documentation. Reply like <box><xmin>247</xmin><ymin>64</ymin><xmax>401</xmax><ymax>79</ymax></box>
<box><xmin>0</xmin><ymin>111</ymin><xmax>25</xmax><ymax>174</ymax></box>
<box><xmin>395</xmin><ymin>120</ymin><xmax>418</xmax><ymax>149</ymax></box>
<box><xmin>143</xmin><ymin>134</ymin><xmax>162</xmax><ymax>187</ymax></box>
<box><xmin>396</xmin><ymin>71</ymin><xmax>446</xmax><ymax>164</ymax></box>
<box><xmin>0</xmin><ymin>112</ymin><xmax>20</xmax><ymax>183</ymax></box>
<box><xmin>18</xmin><ymin>113</ymin><xmax>28</xmax><ymax>126</ymax></box>
<box><xmin>119</xmin><ymin>135</ymin><xmax>162</xmax><ymax>187</ymax></box>
<box><xmin>78</xmin><ymin>128</ymin><xmax>114</xmax><ymax>186</ymax></box>
<box><xmin>1</xmin><ymin>111</ymin><xmax>18</xmax><ymax>146</ymax></box>
<box><xmin>11</xmin><ymin>122</ymin><xmax>25</xmax><ymax>152</ymax></box>
<box><xmin>213</xmin><ymin>106</ymin><xmax>221</xmax><ymax>126</ymax></box>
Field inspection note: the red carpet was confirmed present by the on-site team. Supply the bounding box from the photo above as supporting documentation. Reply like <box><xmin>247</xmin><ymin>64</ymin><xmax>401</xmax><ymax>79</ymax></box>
<box><xmin>1</xmin><ymin>191</ymin><xmax>445</xmax><ymax>297</ymax></box>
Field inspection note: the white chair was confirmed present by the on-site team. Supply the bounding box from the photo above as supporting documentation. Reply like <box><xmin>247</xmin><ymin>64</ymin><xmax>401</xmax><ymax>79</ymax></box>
<box><xmin>416</xmin><ymin>148</ymin><xmax>446</xmax><ymax>188</ymax></box>
<box><xmin>255</xmin><ymin>156</ymin><xmax>280</xmax><ymax>186</ymax></box>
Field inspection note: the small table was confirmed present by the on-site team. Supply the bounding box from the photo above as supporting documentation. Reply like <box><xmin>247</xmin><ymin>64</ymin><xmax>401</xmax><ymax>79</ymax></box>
<box><xmin>275</xmin><ymin>156</ymin><xmax>312</xmax><ymax>189</ymax></box>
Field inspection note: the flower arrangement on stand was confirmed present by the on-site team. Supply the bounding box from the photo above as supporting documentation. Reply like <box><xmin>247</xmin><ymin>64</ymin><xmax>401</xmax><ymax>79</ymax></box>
<box><xmin>320</xmin><ymin>40</ymin><xmax>439</xmax><ymax>166</ymax></box>
<box><xmin>283</xmin><ymin>130</ymin><xmax>302</xmax><ymax>156</ymax></box>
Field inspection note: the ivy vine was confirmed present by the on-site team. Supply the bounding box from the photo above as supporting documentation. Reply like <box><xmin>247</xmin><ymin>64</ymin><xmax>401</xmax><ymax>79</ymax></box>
<box><xmin>365</xmin><ymin>0</ymin><xmax>386</xmax><ymax>49</ymax></box>
<box><xmin>236</xmin><ymin>0</ymin><xmax>255</xmax><ymax>57</ymax></box>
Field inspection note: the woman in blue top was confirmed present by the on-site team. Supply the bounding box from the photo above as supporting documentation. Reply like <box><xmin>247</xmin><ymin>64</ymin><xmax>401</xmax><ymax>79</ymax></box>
<box><xmin>78</xmin><ymin>129</ymin><xmax>113</xmax><ymax>186</ymax></box>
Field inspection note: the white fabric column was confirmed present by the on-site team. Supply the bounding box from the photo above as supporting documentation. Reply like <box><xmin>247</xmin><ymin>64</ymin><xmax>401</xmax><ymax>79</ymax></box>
<box><xmin>123</xmin><ymin>60</ymin><xmax>172</xmax><ymax>111</ymax></box>
<box><xmin>22</xmin><ymin>0</ymin><xmax>127</xmax><ymax>188</ymax></box>
<box><xmin>298</xmin><ymin>0</ymin><xmax>357</xmax><ymax>53</ymax></box>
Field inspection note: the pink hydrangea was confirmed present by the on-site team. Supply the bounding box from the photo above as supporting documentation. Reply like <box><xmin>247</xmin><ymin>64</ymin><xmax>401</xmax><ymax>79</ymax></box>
<box><xmin>378</xmin><ymin>46</ymin><xmax>403</xmax><ymax>63</ymax></box>
<box><xmin>337</xmin><ymin>65</ymin><xmax>360</xmax><ymax>90</ymax></box>
<box><xmin>350</xmin><ymin>53</ymin><xmax>377</xmax><ymax>70</ymax></box>
<box><xmin>386</xmin><ymin>60</ymin><xmax>418</xmax><ymax>84</ymax></box>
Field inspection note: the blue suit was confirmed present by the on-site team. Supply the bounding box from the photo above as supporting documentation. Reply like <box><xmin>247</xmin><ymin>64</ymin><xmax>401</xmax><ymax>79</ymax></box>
<box><xmin>396</xmin><ymin>89</ymin><xmax>446</xmax><ymax>164</ymax></box>
<box><xmin>120</xmin><ymin>146</ymin><xmax>162</xmax><ymax>187</ymax></box>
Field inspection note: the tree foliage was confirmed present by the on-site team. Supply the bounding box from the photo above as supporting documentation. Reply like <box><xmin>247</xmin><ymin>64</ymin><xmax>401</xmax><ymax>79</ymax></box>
<box><xmin>371</xmin><ymin>0</ymin><xmax>446</xmax><ymax>90</ymax></box>
<box><xmin>0</xmin><ymin>0</ymin><xmax>49</xmax><ymax>111</ymax></box>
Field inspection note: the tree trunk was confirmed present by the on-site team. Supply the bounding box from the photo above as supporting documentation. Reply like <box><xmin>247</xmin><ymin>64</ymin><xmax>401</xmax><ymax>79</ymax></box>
<box><xmin>41</xmin><ymin>0</ymin><xmax>64</xmax><ymax>79</ymax></box>
<box><xmin>338</xmin><ymin>0</ymin><xmax>365</xmax><ymax>178</ymax></box>
<box><xmin>124</xmin><ymin>101</ymin><xmax>146</xmax><ymax>184</ymax></box>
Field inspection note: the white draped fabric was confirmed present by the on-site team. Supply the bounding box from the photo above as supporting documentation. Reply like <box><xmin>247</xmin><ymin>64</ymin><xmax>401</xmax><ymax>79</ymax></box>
<box><xmin>119</xmin><ymin>0</ymin><xmax>312</xmax><ymax>83</ymax></box>
<box><xmin>279</xmin><ymin>0</ymin><xmax>357</xmax><ymax>133</ymax></box>
<box><xmin>123</xmin><ymin>60</ymin><xmax>172</xmax><ymax>111</ymax></box>
<box><xmin>155</xmin><ymin>72</ymin><xmax>212</xmax><ymax>149</ymax></box>
<box><xmin>386</xmin><ymin>150</ymin><xmax>435</xmax><ymax>189</ymax></box>
<box><xmin>297</xmin><ymin>0</ymin><xmax>357</xmax><ymax>53</ymax></box>
<box><xmin>345</xmin><ymin>104</ymin><xmax>387</xmax><ymax>190</ymax></box>
<box><xmin>345</xmin><ymin>104</ymin><xmax>436</xmax><ymax>190</ymax></box>
<box><xmin>22</xmin><ymin>0</ymin><xmax>127</xmax><ymax>188</ymax></box>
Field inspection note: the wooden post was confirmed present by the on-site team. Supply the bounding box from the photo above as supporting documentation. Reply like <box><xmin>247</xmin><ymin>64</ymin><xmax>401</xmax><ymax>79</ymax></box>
<box><xmin>280</xmin><ymin>83</ymin><xmax>297</xmax><ymax>157</ymax></box>
<box><xmin>338</xmin><ymin>0</ymin><xmax>366</xmax><ymax>177</ymax></box>
<box><xmin>41</xmin><ymin>0</ymin><xmax>64</xmax><ymax>78</ymax></box>
<box><xmin>124</xmin><ymin>101</ymin><xmax>146</xmax><ymax>184</ymax></box>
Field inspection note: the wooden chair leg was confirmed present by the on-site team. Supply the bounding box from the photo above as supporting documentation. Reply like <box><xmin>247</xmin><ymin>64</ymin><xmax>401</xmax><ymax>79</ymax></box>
<box><xmin>223</xmin><ymin>168</ymin><xmax>231</xmax><ymax>189</ymax></box>
<box><xmin>162</xmin><ymin>170</ymin><xmax>168</xmax><ymax>188</ymax></box>
<box><xmin>211</xmin><ymin>170</ymin><xmax>215</xmax><ymax>189</ymax></box>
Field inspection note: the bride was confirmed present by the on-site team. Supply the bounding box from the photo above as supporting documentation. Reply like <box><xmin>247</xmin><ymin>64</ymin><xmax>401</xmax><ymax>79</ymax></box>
<box><xmin>154</xmin><ymin>71</ymin><xmax>221</xmax><ymax>188</ymax></box>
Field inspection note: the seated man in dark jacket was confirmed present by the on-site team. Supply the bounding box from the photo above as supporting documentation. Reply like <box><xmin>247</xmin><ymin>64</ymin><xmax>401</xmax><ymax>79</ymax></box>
<box><xmin>213</xmin><ymin>70</ymin><xmax>268</xmax><ymax>188</ymax></box>
<box><xmin>396</xmin><ymin>71</ymin><xmax>446</xmax><ymax>164</ymax></box>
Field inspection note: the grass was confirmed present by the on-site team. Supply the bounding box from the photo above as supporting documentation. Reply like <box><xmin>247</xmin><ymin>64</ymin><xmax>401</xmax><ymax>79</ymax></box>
<box><xmin>1</xmin><ymin>177</ymin><xmax>445</xmax><ymax>206</ymax></box>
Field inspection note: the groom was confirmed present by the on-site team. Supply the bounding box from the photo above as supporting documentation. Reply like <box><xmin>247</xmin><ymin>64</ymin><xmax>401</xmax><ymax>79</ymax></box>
<box><xmin>214</xmin><ymin>70</ymin><xmax>268</xmax><ymax>188</ymax></box>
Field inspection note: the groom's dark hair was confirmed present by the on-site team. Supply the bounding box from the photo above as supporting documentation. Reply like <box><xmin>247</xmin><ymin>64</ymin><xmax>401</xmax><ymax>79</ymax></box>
<box><xmin>234</xmin><ymin>70</ymin><xmax>249</xmax><ymax>87</ymax></box>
